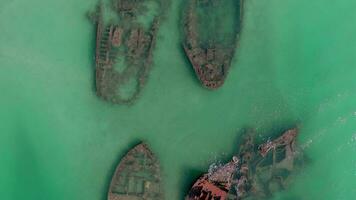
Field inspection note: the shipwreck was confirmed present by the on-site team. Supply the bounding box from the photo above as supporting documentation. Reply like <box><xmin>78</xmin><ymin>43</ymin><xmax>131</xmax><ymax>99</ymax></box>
<box><xmin>186</xmin><ymin>128</ymin><xmax>304</xmax><ymax>200</ymax></box>
<box><xmin>182</xmin><ymin>0</ymin><xmax>244</xmax><ymax>89</ymax></box>
<box><xmin>108</xmin><ymin>143</ymin><xmax>163</xmax><ymax>200</ymax></box>
<box><xmin>91</xmin><ymin>0</ymin><xmax>167</xmax><ymax>104</ymax></box>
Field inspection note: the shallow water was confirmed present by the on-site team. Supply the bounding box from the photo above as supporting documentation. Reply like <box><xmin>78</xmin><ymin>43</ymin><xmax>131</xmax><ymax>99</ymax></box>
<box><xmin>0</xmin><ymin>0</ymin><xmax>356</xmax><ymax>199</ymax></box>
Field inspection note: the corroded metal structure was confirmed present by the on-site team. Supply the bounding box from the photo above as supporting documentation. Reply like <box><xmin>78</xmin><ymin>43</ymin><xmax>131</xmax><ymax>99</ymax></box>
<box><xmin>186</xmin><ymin>128</ymin><xmax>303</xmax><ymax>200</ymax></box>
<box><xmin>108</xmin><ymin>143</ymin><xmax>163</xmax><ymax>200</ymax></box>
<box><xmin>186</xmin><ymin>158</ymin><xmax>239</xmax><ymax>200</ymax></box>
<box><xmin>183</xmin><ymin>0</ymin><xmax>243</xmax><ymax>89</ymax></box>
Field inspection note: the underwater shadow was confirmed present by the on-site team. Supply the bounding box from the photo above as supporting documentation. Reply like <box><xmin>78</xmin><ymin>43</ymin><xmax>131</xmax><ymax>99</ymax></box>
<box><xmin>179</xmin><ymin>166</ymin><xmax>205</xmax><ymax>199</ymax></box>
<box><xmin>176</xmin><ymin>0</ymin><xmax>203</xmax><ymax>87</ymax></box>
<box><xmin>84</xmin><ymin>9</ymin><xmax>98</xmax><ymax>95</ymax></box>
<box><xmin>85</xmin><ymin>4</ymin><xmax>111</xmax><ymax>99</ymax></box>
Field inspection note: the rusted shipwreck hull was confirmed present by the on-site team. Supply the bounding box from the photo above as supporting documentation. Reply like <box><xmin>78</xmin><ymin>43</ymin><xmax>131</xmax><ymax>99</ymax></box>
<box><xmin>186</xmin><ymin>158</ymin><xmax>239</xmax><ymax>200</ymax></box>
<box><xmin>108</xmin><ymin>143</ymin><xmax>163</xmax><ymax>200</ymax></box>
<box><xmin>186</xmin><ymin>128</ymin><xmax>302</xmax><ymax>200</ymax></box>
<box><xmin>183</xmin><ymin>0</ymin><xmax>244</xmax><ymax>89</ymax></box>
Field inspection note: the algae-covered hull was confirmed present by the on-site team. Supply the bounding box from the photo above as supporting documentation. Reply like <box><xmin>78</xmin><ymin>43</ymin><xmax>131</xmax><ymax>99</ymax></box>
<box><xmin>93</xmin><ymin>0</ymin><xmax>166</xmax><ymax>104</ymax></box>
<box><xmin>108</xmin><ymin>143</ymin><xmax>163</xmax><ymax>200</ymax></box>
<box><xmin>183</xmin><ymin>0</ymin><xmax>243</xmax><ymax>89</ymax></box>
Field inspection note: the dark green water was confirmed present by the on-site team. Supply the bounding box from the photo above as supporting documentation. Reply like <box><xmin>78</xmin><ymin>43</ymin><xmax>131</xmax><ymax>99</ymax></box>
<box><xmin>1</xmin><ymin>0</ymin><xmax>356</xmax><ymax>199</ymax></box>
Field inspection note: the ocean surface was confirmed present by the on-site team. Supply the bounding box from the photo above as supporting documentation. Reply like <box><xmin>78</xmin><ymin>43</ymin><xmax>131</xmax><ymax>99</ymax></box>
<box><xmin>1</xmin><ymin>0</ymin><xmax>356</xmax><ymax>199</ymax></box>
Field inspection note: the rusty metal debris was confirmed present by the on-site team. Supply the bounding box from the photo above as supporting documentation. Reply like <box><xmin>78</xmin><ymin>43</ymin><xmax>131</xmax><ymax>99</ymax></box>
<box><xmin>187</xmin><ymin>158</ymin><xmax>239</xmax><ymax>200</ymax></box>
<box><xmin>186</xmin><ymin>128</ymin><xmax>304</xmax><ymax>200</ymax></box>
<box><xmin>182</xmin><ymin>0</ymin><xmax>243</xmax><ymax>89</ymax></box>
<box><xmin>108</xmin><ymin>143</ymin><xmax>163</xmax><ymax>200</ymax></box>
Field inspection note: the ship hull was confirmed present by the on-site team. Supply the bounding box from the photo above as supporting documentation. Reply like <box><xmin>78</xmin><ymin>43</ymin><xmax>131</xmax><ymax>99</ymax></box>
<box><xmin>182</xmin><ymin>0</ymin><xmax>244</xmax><ymax>89</ymax></box>
<box><xmin>186</xmin><ymin>128</ymin><xmax>303</xmax><ymax>200</ymax></box>
<box><xmin>93</xmin><ymin>0</ymin><xmax>165</xmax><ymax>104</ymax></box>
<box><xmin>108</xmin><ymin>143</ymin><xmax>163</xmax><ymax>200</ymax></box>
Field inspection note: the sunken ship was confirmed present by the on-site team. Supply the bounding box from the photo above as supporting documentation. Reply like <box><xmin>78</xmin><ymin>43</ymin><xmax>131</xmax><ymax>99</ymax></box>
<box><xmin>182</xmin><ymin>0</ymin><xmax>244</xmax><ymax>89</ymax></box>
<box><xmin>108</xmin><ymin>143</ymin><xmax>163</xmax><ymax>200</ymax></box>
<box><xmin>186</xmin><ymin>128</ymin><xmax>303</xmax><ymax>200</ymax></box>
<box><xmin>92</xmin><ymin>0</ymin><xmax>166</xmax><ymax>104</ymax></box>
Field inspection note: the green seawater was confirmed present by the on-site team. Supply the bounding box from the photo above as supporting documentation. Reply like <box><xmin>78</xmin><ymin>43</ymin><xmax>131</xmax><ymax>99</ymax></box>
<box><xmin>1</xmin><ymin>0</ymin><xmax>356</xmax><ymax>199</ymax></box>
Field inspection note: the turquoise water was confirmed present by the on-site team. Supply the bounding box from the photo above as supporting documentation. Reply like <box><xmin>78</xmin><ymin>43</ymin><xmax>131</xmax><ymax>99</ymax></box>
<box><xmin>1</xmin><ymin>0</ymin><xmax>356</xmax><ymax>199</ymax></box>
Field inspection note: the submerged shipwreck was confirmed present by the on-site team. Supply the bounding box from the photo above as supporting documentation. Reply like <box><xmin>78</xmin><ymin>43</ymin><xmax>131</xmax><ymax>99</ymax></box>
<box><xmin>183</xmin><ymin>0</ymin><xmax>243</xmax><ymax>89</ymax></box>
<box><xmin>108</xmin><ymin>143</ymin><xmax>163</xmax><ymax>200</ymax></box>
<box><xmin>91</xmin><ymin>0</ymin><xmax>166</xmax><ymax>104</ymax></box>
<box><xmin>186</xmin><ymin>128</ymin><xmax>304</xmax><ymax>200</ymax></box>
